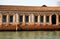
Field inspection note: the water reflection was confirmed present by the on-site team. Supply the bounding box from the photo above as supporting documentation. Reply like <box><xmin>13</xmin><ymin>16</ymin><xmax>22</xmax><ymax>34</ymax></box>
<box><xmin>0</xmin><ymin>31</ymin><xmax>60</xmax><ymax>39</ymax></box>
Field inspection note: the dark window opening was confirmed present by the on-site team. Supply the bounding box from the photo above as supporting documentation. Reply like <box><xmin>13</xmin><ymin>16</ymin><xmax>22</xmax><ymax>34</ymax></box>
<box><xmin>34</xmin><ymin>16</ymin><xmax>38</xmax><ymax>22</ymax></box>
<box><xmin>25</xmin><ymin>16</ymin><xmax>29</xmax><ymax>23</ymax></box>
<box><xmin>40</xmin><ymin>16</ymin><xmax>43</xmax><ymax>23</ymax></box>
<box><xmin>52</xmin><ymin>15</ymin><xmax>56</xmax><ymax>24</ymax></box>
<box><xmin>9</xmin><ymin>16</ymin><xmax>13</xmax><ymax>23</ymax></box>
<box><xmin>59</xmin><ymin>16</ymin><xmax>60</xmax><ymax>22</ymax></box>
<box><xmin>2</xmin><ymin>15</ymin><xmax>6</xmax><ymax>23</ymax></box>
<box><xmin>19</xmin><ymin>16</ymin><xmax>23</xmax><ymax>22</ymax></box>
<box><xmin>46</xmin><ymin>16</ymin><xmax>49</xmax><ymax>23</ymax></box>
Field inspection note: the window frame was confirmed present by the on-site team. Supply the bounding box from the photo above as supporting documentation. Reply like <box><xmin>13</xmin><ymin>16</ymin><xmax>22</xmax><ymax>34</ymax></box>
<box><xmin>40</xmin><ymin>16</ymin><xmax>44</xmax><ymax>24</ymax></box>
<box><xmin>9</xmin><ymin>15</ymin><xmax>13</xmax><ymax>24</ymax></box>
<box><xmin>2</xmin><ymin>15</ymin><xmax>7</xmax><ymax>24</ymax></box>
<box><xmin>25</xmin><ymin>15</ymin><xmax>29</xmax><ymax>24</ymax></box>
<box><xmin>19</xmin><ymin>15</ymin><xmax>23</xmax><ymax>23</ymax></box>
<box><xmin>46</xmin><ymin>16</ymin><xmax>49</xmax><ymax>23</ymax></box>
<box><xmin>34</xmin><ymin>15</ymin><xmax>38</xmax><ymax>23</ymax></box>
<box><xmin>59</xmin><ymin>15</ymin><xmax>60</xmax><ymax>23</ymax></box>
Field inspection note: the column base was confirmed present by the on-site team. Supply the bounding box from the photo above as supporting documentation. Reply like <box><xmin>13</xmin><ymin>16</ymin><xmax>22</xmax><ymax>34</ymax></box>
<box><xmin>56</xmin><ymin>24</ymin><xmax>59</xmax><ymax>26</ymax></box>
<box><xmin>29</xmin><ymin>23</ymin><xmax>34</xmax><ymax>28</ymax></box>
<box><xmin>0</xmin><ymin>24</ymin><xmax>2</xmax><ymax>27</ymax></box>
<box><xmin>37</xmin><ymin>24</ymin><xmax>40</xmax><ymax>26</ymax></box>
<box><xmin>6</xmin><ymin>24</ymin><xmax>9</xmax><ymax>26</ymax></box>
<box><xmin>13</xmin><ymin>24</ymin><xmax>16</xmax><ymax>26</ymax></box>
<box><xmin>22</xmin><ymin>23</ymin><xmax>25</xmax><ymax>26</ymax></box>
<box><xmin>49</xmin><ymin>24</ymin><xmax>52</xmax><ymax>26</ymax></box>
<box><xmin>29</xmin><ymin>23</ymin><xmax>34</xmax><ymax>26</ymax></box>
<box><xmin>43</xmin><ymin>24</ymin><xmax>46</xmax><ymax>26</ymax></box>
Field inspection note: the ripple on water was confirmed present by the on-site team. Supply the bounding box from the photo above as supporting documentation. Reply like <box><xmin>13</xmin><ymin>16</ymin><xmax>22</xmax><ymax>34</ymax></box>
<box><xmin>0</xmin><ymin>31</ymin><xmax>60</xmax><ymax>39</ymax></box>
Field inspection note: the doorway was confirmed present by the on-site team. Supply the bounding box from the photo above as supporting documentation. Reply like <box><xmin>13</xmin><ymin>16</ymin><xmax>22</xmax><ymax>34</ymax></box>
<box><xmin>52</xmin><ymin>14</ymin><xmax>56</xmax><ymax>25</ymax></box>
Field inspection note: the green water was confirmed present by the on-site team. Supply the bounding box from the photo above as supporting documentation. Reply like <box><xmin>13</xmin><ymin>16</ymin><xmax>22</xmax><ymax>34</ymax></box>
<box><xmin>0</xmin><ymin>31</ymin><xmax>60</xmax><ymax>39</ymax></box>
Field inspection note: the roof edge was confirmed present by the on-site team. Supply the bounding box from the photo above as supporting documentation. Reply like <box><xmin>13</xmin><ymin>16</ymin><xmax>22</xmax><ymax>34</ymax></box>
<box><xmin>0</xmin><ymin>5</ymin><xmax>60</xmax><ymax>7</ymax></box>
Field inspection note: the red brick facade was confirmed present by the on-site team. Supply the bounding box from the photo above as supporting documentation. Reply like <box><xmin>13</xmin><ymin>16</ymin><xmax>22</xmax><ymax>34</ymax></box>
<box><xmin>0</xmin><ymin>5</ymin><xmax>60</xmax><ymax>31</ymax></box>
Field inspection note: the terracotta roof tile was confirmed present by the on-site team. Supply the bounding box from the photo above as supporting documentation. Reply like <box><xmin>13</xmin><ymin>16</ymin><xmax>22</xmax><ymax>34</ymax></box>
<box><xmin>0</xmin><ymin>5</ymin><xmax>60</xmax><ymax>11</ymax></box>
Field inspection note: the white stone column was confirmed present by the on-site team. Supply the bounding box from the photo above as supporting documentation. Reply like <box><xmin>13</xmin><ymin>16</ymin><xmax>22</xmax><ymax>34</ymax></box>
<box><xmin>16</xmin><ymin>13</ymin><xmax>19</xmax><ymax>24</ymax></box>
<box><xmin>32</xmin><ymin>14</ymin><xmax>34</xmax><ymax>24</ymax></box>
<box><xmin>56</xmin><ymin>14</ymin><xmax>59</xmax><ymax>25</ymax></box>
<box><xmin>23</xmin><ymin>14</ymin><xmax>25</xmax><ymax>24</ymax></box>
<box><xmin>16</xmin><ymin>13</ymin><xmax>19</xmax><ymax>30</ymax></box>
<box><xmin>29</xmin><ymin>15</ymin><xmax>31</xmax><ymax>24</ymax></box>
<box><xmin>49</xmin><ymin>15</ymin><xmax>52</xmax><ymax>25</ymax></box>
<box><xmin>0</xmin><ymin>14</ymin><xmax>2</xmax><ymax>26</ymax></box>
<box><xmin>44</xmin><ymin>15</ymin><xmax>46</xmax><ymax>25</ymax></box>
<box><xmin>38</xmin><ymin>15</ymin><xmax>40</xmax><ymax>24</ymax></box>
<box><xmin>13</xmin><ymin>14</ymin><xmax>16</xmax><ymax>25</ymax></box>
<box><xmin>6</xmin><ymin>14</ymin><xmax>9</xmax><ymax>25</ymax></box>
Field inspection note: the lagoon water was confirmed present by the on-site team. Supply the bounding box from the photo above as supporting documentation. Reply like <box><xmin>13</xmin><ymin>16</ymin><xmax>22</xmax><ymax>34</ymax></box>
<box><xmin>0</xmin><ymin>31</ymin><xmax>60</xmax><ymax>39</ymax></box>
